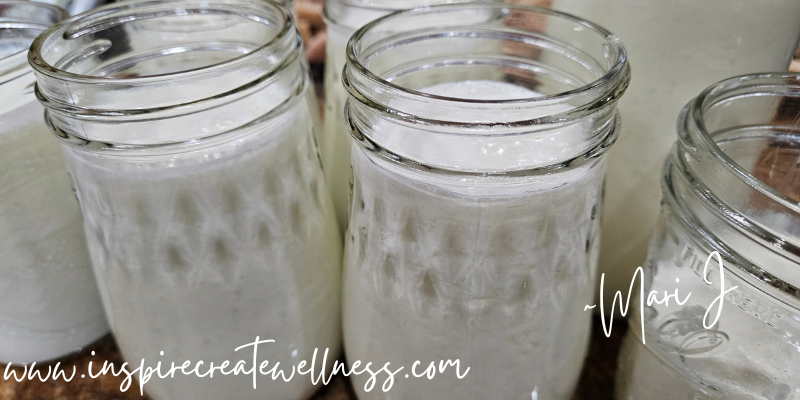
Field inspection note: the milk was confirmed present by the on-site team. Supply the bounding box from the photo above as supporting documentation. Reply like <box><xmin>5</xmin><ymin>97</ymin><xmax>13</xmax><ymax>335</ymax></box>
<box><xmin>551</xmin><ymin>0</ymin><xmax>800</xmax><ymax>311</ymax></box>
<box><xmin>0</xmin><ymin>100</ymin><xmax>109</xmax><ymax>364</ymax></box>
<box><xmin>421</xmin><ymin>80</ymin><xmax>544</xmax><ymax>99</ymax></box>
<box><xmin>0</xmin><ymin>18</ymin><xmax>108</xmax><ymax>364</ymax></box>
<box><xmin>343</xmin><ymin>80</ymin><xmax>604</xmax><ymax>399</ymax></box>
<box><xmin>63</xmin><ymin>98</ymin><xmax>342</xmax><ymax>400</ymax></box>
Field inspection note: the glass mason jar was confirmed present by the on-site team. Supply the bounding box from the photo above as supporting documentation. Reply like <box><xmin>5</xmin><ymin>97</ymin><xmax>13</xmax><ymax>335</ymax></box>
<box><xmin>551</xmin><ymin>0</ymin><xmax>800</xmax><ymax>310</ymax></box>
<box><xmin>321</xmin><ymin>0</ymin><xmax>496</xmax><ymax>234</ymax></box>
<box><xmin>616</xmin><ymin>73</ymin><xmax>800</xmax><ymax>399</ymax></box>
<box><xmin>29</xmin><ymin>1</ymin><xmax>341</xmax><ymax>399</ymax></box>
<box><xmin>342</xmin><ymin>4</ymin><xmax>629</xmax><ymax>399</ymax></box>
<box><xmin>0</xmin><ymin>1</ymin><xmax>108</xmax><ymax>364</ymax></box>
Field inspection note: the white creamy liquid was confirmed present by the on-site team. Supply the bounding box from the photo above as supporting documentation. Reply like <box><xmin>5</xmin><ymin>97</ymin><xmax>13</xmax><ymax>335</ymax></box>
<box><xmin>343</xmin><ymin>80</ymin><xmax>603</xmax><ymax>399</ymax></box>
<box><xmin>64</xmin><ymin>99</ymin><xmax>341</xmax><ymax>400</ymax></box>
<box><xmin>551</xmin><ymin>0</ymin><xmax>800</xmax><ymax>311</ymax></box>
<box><xmin>421</xmin><ymin>80</ymin><xmax>542</xmax><ymax>99</ymax></box>
<box><xmin>0</xmin><ymin>93</ymin><xmax>108</xmax><ymax>364</ymax></box>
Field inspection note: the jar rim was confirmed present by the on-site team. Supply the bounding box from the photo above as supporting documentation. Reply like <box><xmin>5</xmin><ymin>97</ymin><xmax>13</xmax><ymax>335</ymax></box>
<box><xmin>0</xmin><ymin>1</ymin><xmax>67</xmax><ymax>80</ymax></box>
<box><xmin>668</xmin><ymin>72</ymin><xmax>800</xmax><ymax>304</ymax></box>
<box><xmin>28</xmin><ymin>0</ymin><xmax>307</xmax><ymax>149</ymax></box>
<box><xmin>345</xmin><ymin>3</ymin><xmax>629</xmax><ymax>109</ymax></box>
<box><xmin>28</xmin><ymin>0</ymin><xmax>293</xmax><ymax>87</ymax></box>
<box><xmin>686</xmin><ymin>73</ymin><xmax>800</xmax><ymax>213</ymax></box>
<box><xmin>342</xmin><ymin>3</ymin><xmax>630</xmax><ymax>176</ymax></box>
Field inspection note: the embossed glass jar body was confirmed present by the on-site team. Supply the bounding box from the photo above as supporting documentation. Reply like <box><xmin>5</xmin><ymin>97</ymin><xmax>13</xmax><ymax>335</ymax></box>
<box><xmin>321</xmin><ymin>0</ymin><xmax>495</xmax><ymax>234</ymax></box>
<box><xmin>616</xmin><ymin>74</ymin><xmax>800</xmax><ymax>399</ymax></box>
<box><xmin>29</xmin><ymin>1</ymin><xmax>341</xmax><ymax>399</ymax></box>
<box><xmin>0</xmin><ymin>1</ymin><xmax>108</xmax><ymax>364</ymax></box>
<box><xmin>342</xmin><ymin>5</ymin><xmax>629</xmax><ymax>399</ymax></box>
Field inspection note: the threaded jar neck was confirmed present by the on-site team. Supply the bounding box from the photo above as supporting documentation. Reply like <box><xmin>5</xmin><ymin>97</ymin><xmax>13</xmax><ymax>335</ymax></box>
<box><xmin>342</xmin><ymin>3</ymin><xmax>629</xmax><ymax>177</ymax></box>
<box><xmin>28</xmin><ymin>0</ymin><xmax>305</xmax><ymax>148</ymax></box>
<box><xmin>668</xmin><ymin>73</ymin><xmax>800</xmax><ymax>303</ymax></box>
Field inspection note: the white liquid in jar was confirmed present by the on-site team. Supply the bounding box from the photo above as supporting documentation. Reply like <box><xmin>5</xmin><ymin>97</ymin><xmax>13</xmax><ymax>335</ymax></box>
<box><xmin>65</xmin><ymin>99</ymin><xmax>342</xmax><ymax>400</ymax></box>
<box><xmin>421</xmin><ymin>80</ymin><xmax>543</xmax><ymax>100</ymax></box>
<box><xmin>0</xmin><ymin>97</ymin><xmax>108</xmax><ymax>364</ymax></box>
<box><xmin>343</xmin><ymin>80</ymin><xmax>603</xmax><ymax>399</ymax></box>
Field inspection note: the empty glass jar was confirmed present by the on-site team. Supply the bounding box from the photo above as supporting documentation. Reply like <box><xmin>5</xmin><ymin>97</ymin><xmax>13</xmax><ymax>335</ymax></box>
<box><xmin>616</xmin><ymin>73</ymin><xmax>800</xmax><ymax>399</ymax></box>
<box><xmin>321</xmin><ymin>0</ymin><xmax>495</xmax><ymax>234</ymax></box>
<box><xmin>0</xmin><ymin>0</ymin><xmax>107</xmax><ymax>364</ymax></box>
<box><xmin>30</xmin><ymin>1</ymin><xmax>341</xmax><ymax>399</ymax></box>
<box><xmin>342</xmin><ymin>4</ymin><xmax>629</xmax><ymax>399</ymax></box>
<box><xmin>552</xmin><ymin>0</ymin><xmax>800</xmax><ymax>309</ymax></box>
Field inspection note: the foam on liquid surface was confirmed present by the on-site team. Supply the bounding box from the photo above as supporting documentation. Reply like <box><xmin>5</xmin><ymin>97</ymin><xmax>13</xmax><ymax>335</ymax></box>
<box><xmin>419</xmin><ymin>80</ymin><xmax>543</xmax><ymax>100</ymax></box>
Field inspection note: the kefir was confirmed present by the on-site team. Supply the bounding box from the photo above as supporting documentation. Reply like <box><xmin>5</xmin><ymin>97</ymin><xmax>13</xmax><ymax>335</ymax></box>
<box><xmin>0</xmin><ymin>1</ymin><xmax>108</xmax><ymax>364</ymax></box>
<box><xmin>29</xmin><ymin>1</ymin><xmax>341</xmax><ymax>399</ymax></box>
<box><xmin>340</xmin><ymin>5</ymin><xmax>630</xmax><ymax>398</ymax></box>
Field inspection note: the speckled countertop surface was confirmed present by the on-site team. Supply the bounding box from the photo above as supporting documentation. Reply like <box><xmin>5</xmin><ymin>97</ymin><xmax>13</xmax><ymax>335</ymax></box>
<box><xmin>0</xmin><ymin>318</ymin><xmax>627</xmax><ymax>400</ymax></box>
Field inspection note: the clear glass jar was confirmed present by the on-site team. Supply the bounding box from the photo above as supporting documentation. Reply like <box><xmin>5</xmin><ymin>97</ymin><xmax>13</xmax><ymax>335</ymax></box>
<box><xmin>553</xmin><ymin>0</ymin><xmax>800</xmax><ymax>310</ymax></box>
<box><xmin>616</xmin><ymin>73</ymin><xmax>800</xmax><ymax>399</ymax></box>
<box><xmin>551</xmin><ymin>0</ymin><xmax>800</xmax><ymax>310</ymax></box>
<box><xmin>321</xmin><ymin>0</ymin><xmax>495</xmax><ymax>234</ymax></box>
<box><xmin>29</xmin><ymin>1</ymin><xmax>341</xmax><ymax>399</ymax></box>
<box><xmin>0</xmin><ymin>1</ymin><xmax>108</xmax><ymax>364</ymax></box>
<box><xmin>342</xmin><ymin>4</ymin><xmax>629</xmax><ymax>399</ymax></box>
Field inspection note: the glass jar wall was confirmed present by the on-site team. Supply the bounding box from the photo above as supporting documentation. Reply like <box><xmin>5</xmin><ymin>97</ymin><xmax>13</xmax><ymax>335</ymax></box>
<box><xmin>321</xmin><ymin>0</ymin><xmax>495</xmax><ymax>234</ymax></box>
<box><xmin>29</xmin><ymin>1</ymin><xmax>341</xmax><ymax>399</ymax></box>
<box><xmin>551</xmin><ymin>0</ymin><xmax>800</xmax><ymax>310</ymax></box>
<box><xmin>342</xmin><ymin>4</ymin><xmax>629</xmax><ymax>399</ymax></box>
<box><xmin>0</xmin><ymin>1</ymin><xmax>108</xmax><ymax>364</ymax></box>
<box><xmin>616</xmin><ymin>74</ymin><xmax>800</xmax><ymax>399</ymax></box>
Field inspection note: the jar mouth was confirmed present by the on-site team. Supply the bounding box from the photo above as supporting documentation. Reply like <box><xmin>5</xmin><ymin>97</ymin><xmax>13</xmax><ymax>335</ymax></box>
<box><xmin>345</xmin><ymin>4</ymin><xmax>628</xmax><ymax>111</ymax></box>
<box><xmin>29</xmin><ymin>0</ymin><xmax>308</xmax><ymax>149</ymax></box>
<box><xmin>29</xmin><ymin>0</ymin><xmax>297</xmax><ymax>112</ymax></box>
<box><xmin>686</xmin><ymin>73</ymin><xmax>800</xmax><ymax>213</ymax></box>
<box><xmin>0</xmin><ymin>1</ymin><xmax>66</xmax><ymax>81</ymax></box>
<box><xmin>343</xmin><ymin>3</ymin><xmax>629</xmax><ymax>174</ymax></box>
<box><xmin>669</xmin><ymin>73</ymin><xmax>800</xmax><ymax>303</ymax></box>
